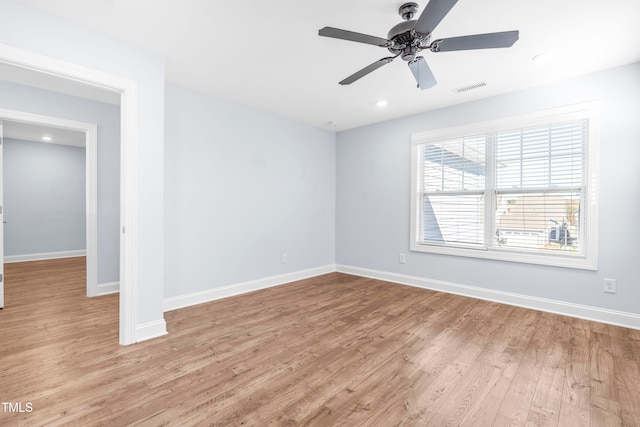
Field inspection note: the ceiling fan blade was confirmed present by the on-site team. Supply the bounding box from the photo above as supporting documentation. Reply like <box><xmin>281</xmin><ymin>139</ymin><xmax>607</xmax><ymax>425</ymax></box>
<box><xmin>430</xmin><ymin>30</ymin><xmax>519</xmax><ymax>52</ymax></box>
<box><xmin>408</xmin><ymin>56</ymin><xmax>437</xmax><ymax>90</ymax></box>
<box><xmin>319</xmin><ymin>27</ymin><xmax>390</xmax><ymax>47</ymax></box>
<box><xmin>413</xmin><ymin>0</ymin><xmax>458</xmax><ymax>36</ymax></box>
<box><xmin>339</xmin><ymin>57</ymin><xmax>395</xmax><ymax>85</ymax></box>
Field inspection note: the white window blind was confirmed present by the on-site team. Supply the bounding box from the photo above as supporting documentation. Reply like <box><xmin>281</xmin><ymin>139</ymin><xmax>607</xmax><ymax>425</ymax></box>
<box><xmin>411</xmin><ymin>103</ymin><xmax>599</xmax><ymax>269</ymax></box>
<box><xmin>421</xmin><ymin>136</ymin><xmax>486</xmax><ymax>247</ymax></box>
<box><xmin>494</xmin><ymin>121</ymin><xmax>585</xmax><ymax>253</ymax></box>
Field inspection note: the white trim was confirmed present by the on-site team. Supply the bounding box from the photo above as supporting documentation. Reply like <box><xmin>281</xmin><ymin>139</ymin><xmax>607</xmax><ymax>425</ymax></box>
<box><xmin>86</xmin><ymin>124</ymin><xmax>99</xmax><ymax>297</ymax></box>
<box><xmin>164</xmin><ymin>265</ymin><xmax>336</xmax><ymax>312</ymax></box>
<box><xmin>118</xmin><ymin>82</ymin><xmax>138</xmax><ymax>346</ymax></box>
<box><xmin>96</xmin><ymin>281</ymin><xmax>119</xmax><ymax>296</ymax></box>
<box><xmin>0</xmin><ymin>109</ymin><xmax>100</xmax><ymax>295</ymax></box>
<box><xmin>336</xmin><ymin>264</ymin><xmax>640</xmax><ymax>331</ymax></box>
<box><xmin>0</xmin><ymin>43</ymin><xmax>139</xmax><ymax>345</ymax></box>
<box><xmin>4</xmin><ymin>250</ymin><xmax>86</xmax><ymax>263</ymax></box>
<box><xmin>135</xmin><ymin>319</ymin><xmax>167</xmax><ymax>343</ymax></box>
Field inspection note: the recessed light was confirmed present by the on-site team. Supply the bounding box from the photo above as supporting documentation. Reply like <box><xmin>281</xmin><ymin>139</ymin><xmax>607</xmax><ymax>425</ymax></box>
<box><xmin>42</xmin><ymin>136</ymin><xmax>53</xmax><ymax>142</ymax></box>
<box><xmin>376</xmin><ymin>100</ymin><xmax>388</xmax><ymax>108</ymax></box>
<box><xmin>324</xmin><ymin>121</ymin><xmax>339</xmax><ymax>127</ymax></box>
<box><xmin>532</xmin><ymin>52</ymin><xmax>553</xmax><ymax>65</ymax></box>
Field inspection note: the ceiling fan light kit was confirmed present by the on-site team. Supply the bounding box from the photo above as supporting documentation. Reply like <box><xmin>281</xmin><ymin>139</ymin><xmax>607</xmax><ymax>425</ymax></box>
<box><xmin>319</xmin><ymin>0</ymin><xmax>519</xmax><ymax>90</ymax></box>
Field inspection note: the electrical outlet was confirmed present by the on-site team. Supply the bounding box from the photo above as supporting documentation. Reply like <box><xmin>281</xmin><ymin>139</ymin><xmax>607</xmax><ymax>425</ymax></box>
<box><xmin>282</xmin><ymin>253</ymin><xmax>288</xmax><ymax>264</ymax></box>
<box><xmin>399</xmin><ymin>253</ymin><xmax>406</xmax><ymax>264</ymax></box>
<box><xmin>603</xmin><ymin>278</ymin><xmax>617</xmax><ymax>294</ymax></box>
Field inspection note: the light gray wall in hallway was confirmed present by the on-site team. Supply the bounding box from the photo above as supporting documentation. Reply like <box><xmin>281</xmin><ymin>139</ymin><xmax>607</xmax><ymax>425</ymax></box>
<box><xmin>4</xmin><ymin>138</ymin><xmax>86</xmax><ymax>256</ymax></box>
<box><xmin>164</xmin><ymin>84</ymin><xmax>336</xmax><ymax>298</ymax></box>
<box><xmin>336</xmin><ymin>62</ymin><xmax>640</xmax><ymax>315</ymax></box>
<box><xmin>0</xmin><ymin>80</ymin><xmax>120</xmax><ymax>284</ymax></box>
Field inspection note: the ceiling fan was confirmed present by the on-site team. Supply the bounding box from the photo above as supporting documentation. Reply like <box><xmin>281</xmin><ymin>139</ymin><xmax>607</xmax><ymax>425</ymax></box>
<box><xmin>319</xmin><ymin>0</ymin><xmax>519</xmax><ymax>90</ymax></box>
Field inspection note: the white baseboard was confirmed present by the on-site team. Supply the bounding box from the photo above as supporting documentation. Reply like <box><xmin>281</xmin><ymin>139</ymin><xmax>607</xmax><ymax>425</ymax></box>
<box><xmin>96</xmin><ymin>281</ymin><xmax>119</xmax><ymax>296</ymax></box>
<box><xmin>4</xmin><ymin>250</ymin><xmax>86</xmax><ymax>263</ymax></box>
<box><xmin>164</xmin><ymin>264</ymin><xmax>336</xmax><ymax>312</ymax></box>
<box><xmin>336</xmin><ymin>264</ymin><xmax>640</xmax><ymax>331</ymax></box>
<box><xmin>135</xmin><ymin>319</ymin><xmax>167</xmax><ymax>343</ymax></box>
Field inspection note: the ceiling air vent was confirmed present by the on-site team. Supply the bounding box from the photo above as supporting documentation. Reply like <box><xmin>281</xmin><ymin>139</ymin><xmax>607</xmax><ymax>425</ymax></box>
<box><xmin>452</xmin><ymin>81</ymin><xmax>488</xmax><ymax>94</ymax></box>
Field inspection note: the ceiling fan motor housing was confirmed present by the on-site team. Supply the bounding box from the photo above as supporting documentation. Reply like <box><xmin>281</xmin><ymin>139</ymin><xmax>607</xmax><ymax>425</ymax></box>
<box><xmin>387</xmin><ymin>20</ymin><xmax>416</xmax><ymax>42</ymax></box>
<box><xmin>387</xmin><ymin>20</ymin><xmax>430</xmax><ymax>61</ymax></box>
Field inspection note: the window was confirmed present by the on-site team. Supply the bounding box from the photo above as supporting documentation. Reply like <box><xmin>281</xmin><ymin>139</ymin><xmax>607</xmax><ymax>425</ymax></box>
<box><xmin>410</xmin><ymin>103</ymin><xmax>599</xmax><ymax>269</ymax></box>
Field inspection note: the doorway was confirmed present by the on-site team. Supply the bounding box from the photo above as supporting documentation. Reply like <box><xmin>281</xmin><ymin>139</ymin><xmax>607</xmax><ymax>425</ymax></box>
<box><xmin>0</xmin><ymin>114</ymin><xmax>99</xmax><ymax>299</ymax></box>
<box><xmin>0</xmin><ymin>43</ymin><xmax>139</xmax><ymax>345</ymax></box>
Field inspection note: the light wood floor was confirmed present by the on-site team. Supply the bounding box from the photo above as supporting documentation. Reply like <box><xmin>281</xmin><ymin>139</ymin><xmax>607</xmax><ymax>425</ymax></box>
<box><xmin>1</xmin><ymin>258</ymin><xmax>639</xmax><ymax>426</ymax></box>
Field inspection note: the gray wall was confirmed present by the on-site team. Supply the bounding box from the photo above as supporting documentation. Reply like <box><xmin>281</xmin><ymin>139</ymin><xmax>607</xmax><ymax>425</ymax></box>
<box><xmin>336</xmin><ymin>62</ymin><xmax>640</xmax><ymax>315</ymax></box>
<box><xmin>0</xmin><ymin>80</ymin><xmax>120</xmax><ymax>284</ymax></box>
<box><xmin>4</xmin><ymin>138</ymin><xmax>86</xmax><ymax>256</ymax></box>
<box><xmin>164</xmin><ymin>84</ymin><xmax>336</xmax><ymax>298</ymax></box>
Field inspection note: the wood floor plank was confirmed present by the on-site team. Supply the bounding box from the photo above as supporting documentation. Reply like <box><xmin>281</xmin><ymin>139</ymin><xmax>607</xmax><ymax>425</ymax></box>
<box><xmin>528</xmin><ymin>341</ymin><xmax>567</xmax><ymax>425</ymax></box>
<box><xmin>613</xmin><ymin>347</ymin><xmax>640</xmax><ymax>426</ymax></box>
<box><xmin>558</xmin><ymin>401</ymin><xmax>590</xmax><ymax>426</ymax></box>
<box><xmin>1</xmin><ymin>258</ymin><xmax>639</xmax><ymax>426</ymax></box>
<box><xmin>590</xmin><ymin>331</ymin><xmax>619</xmax><ymax>406</ymax></box>
<box><xmin>563</xmin><ymin>321</ymin><xmax>592</xmax><ymax>410</ymax></box>
<box><xmin>459</xmin><ymin>366</ymin><xmax>511</xmax><ymax>426</ymax></box>
<box><xmin>591</xmin><ymin>395</ymin><xmax>623</xmax><ymax>427</ymax></box>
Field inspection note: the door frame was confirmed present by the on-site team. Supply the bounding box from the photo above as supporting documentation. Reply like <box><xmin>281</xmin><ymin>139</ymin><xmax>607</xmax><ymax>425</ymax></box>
<box><xmin>0</xmin><ymin>110</ymin><xmax>99</xmax><ymax>297</ymax></box>
<box><xmin>0</xmin><ymin>43</ymin><xmax>139</xmax><ymax>345</ymax></box>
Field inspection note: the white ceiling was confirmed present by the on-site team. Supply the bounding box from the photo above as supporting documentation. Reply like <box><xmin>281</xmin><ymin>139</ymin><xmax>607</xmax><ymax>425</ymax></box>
<box><xmin>12</xmin><ymin>0</ymin><xmax>640</xmax><ymax>131</ymax></box>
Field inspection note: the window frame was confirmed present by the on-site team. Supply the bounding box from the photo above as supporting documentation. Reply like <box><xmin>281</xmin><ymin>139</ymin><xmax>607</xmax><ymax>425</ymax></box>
<box><xmin>410</xmin><ymin>102</ymin><xmax>600</xmax><ymax>270</ymax></box>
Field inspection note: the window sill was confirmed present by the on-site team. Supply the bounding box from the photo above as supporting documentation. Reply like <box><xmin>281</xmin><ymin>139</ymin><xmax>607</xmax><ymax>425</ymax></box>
<box><xmin>410</xmin><ymin>242</ymin><xmax>597</xmax><ymax>270</ymax></box>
